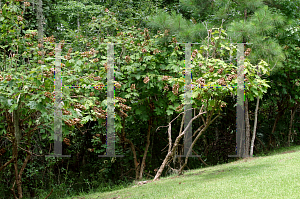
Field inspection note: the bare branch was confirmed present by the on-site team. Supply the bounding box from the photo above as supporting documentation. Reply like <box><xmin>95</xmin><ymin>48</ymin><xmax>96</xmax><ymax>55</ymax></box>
<box><xmin>0</xmin><ymin>158</ymin><xmax>15</xmax><ymax>172</ymax></box>
<box><xmin>44</xmin><ymin>189</ymin><xmax>53</xmax><ymax>199</ymax></box>
<box><xmin>167</xmin><ymin>124</ymin><xmax>172</xmax><ymax>152</ymax></box>
<box><xmin>19</xmin><ymin>153</ymin><xmax>31</xmax><ymax>178</ymax></box>
<box><xmin>270</xmin><ymin>60</ymin><xmax>278</xmax><ymax>71</ymax></box>
<box><xmin>200</xmin><ymin>114</ymin><xmax>205</xmax><ymax>125</ymax></box>
<box><xmin>10</xmin><ymin>181</ymin><xmax>17</xmax><ymax>199</ymax></box>
<box><xmin>178</xmin><ymin>105</ymin><xmax>206</xmax><ymax>138</ymax></box>
<box><xmin>18</xmin><ymin>146</ymin><xmax>43</xmax><ymax>157</ymax></box>
<box><xmin>156</xmin><ymin>107</ymin><xmax>196</xmax><ymax>132</ymax></box>
<box><xmin>179</xmin><ymin>112</ymin><xmax>185</xmax><ymax>135</ymax></box>
<box><xmin>192</xmin><ymin>149</ymin><xmax>209</xmax><ymax>166</ymax></box>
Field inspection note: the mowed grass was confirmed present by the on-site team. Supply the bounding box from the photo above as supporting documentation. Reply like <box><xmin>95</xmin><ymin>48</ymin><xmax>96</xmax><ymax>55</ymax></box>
<box><xmin>68</xmin><ymin>145</ymin><xmax>300</xmax><ymax>199</ymax></box>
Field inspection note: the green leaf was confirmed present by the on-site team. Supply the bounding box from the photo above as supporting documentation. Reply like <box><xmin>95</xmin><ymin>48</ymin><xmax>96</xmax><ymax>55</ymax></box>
<box><xmin>7</xmin><ymin>99</ymin><xmax>13</xmax><ymax>106</ymax></box>
<box><xmin>27</xmin><ymin>101</ymin><xmax>37</xmax><ymax>109</ymax></box>
<box><xmin>9</xmin><ymin>104</ymin><xmax>18</xmax><ymax>113</ymax></box>
<box><xmin>169</xmin><ymin>94</ymin><xmax>177</xmax><ymax>102</ymax></box>
<box><xmin>166</xmin><ymin>109</ymin><xmax>173</xmax><ymax>115</ymax></box>
<box><xmin>82</xmin><ymin>115</ymin><xmax>92</xmax><ymax>124</ymax></box>
<box><xmin>282</xmin><ymin>88</ymin><xmax>287</xmax><ymax>94</ymax></box>
<box><xmin>74</xmin><ymin>65</ymin><xmax>81</xmax><ymax>72</ymax></box>
<box><xmin>133</xmin><ymin>92</ymin><xmax>139</xmax><ymax>97</ymax></box>
<box><xmin>135</xmin><ymin>109</ymin><xmax>142</xmax><ymax>115</ymax></box>
<box><xmin>154</xmin><ymin>107</ymin><xmax>163</xmax><ymax>115</ymax></box>
<box><xmin>37</xmin><ymin>103</ymin><xmax>46</xmax><ymax>113</ymax></box>
<box><xmin>192</xmin><ymin>91</ymin><xmax>200</xmax><ymax>99</ymax></box>
<box><xmin>101</xmin><ymin>100</ymin><xmax>107</xmax><ymax>107</ymax></box>
<box><xmin>28</xmin><ymin>120</ymin><xmax>32</xmax><ymax>127</ymax></box>
<box><xmin>209</xmin><ymin>100</ymin><xmax>215</xmax><ymax>107</ymax></box>
<box><xmin>140</xmin><ymin>113</ymin><xmax>149</xmax><ymax>121</ymax></box>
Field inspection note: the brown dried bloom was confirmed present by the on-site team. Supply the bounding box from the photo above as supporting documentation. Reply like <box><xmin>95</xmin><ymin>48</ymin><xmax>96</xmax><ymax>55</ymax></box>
<box><xmin>104</xmin><ymin>62</ymin><xmax>108</xmax><ymax>71</ymax></box>
<box><xmin>143</xmin><ymin>76</ymin><xmax>150</xmax><ymax>84</ymax></box>
<box><xmin>125</xmin><ymin>55</ymin><xmax>131</xmax><ymax>63</ymax></box>
<box><xmin>119</xmin><ymin>103</ymin><xmax>131</xmax><ymax>111</ymax></box>
<box><xmin>217</xmin><ymin>68</ymin><xmax>224</xmax><ymax>74</ymax></box>
<box><xmin>17</xmin><ymin>16</ymin><xmax>23</xmax><ymax>21</ymax></box>
<box><xmin>221</xmin><ymin>102</ymin><xmax>227</xmax><ymax>108</ymax></box>
<box><xmin>115</xmin><ymin>97</ymin><xmax>126</xmax><ymax>103</ymax></box>
<box><xmin>31</xmin><ymin>31</ymin><xmax>37</xmax><ymax>37</ymax></box>
<box><xmin>227</xmin><ymin>74</ymin><xmax>235</xmax><ymax>82</ymax></box>
<box><xmin>175</xmin><ymin>104</ymin><xmax>184</xmax><ymax>112</ymax></box>
<box><xmin>217</xmin><ymin>77</ymin><xmax>226</xmax><ymax>85</ymax></box>
<box><xmin>24</xmin><ymin>2</ymin><xmax>30</xmax><ymax>7</ymax></box>
<box><xmin>38</xmin><ymin>51</ymin><xmax>44</xmax><ymax>56</ymax></box>
<box><xmin>130</xmin><ymin>84</ymin><xmax>136</xmax><ymax>90</ymax></box>
<box><xmin>63</xmin><ymin>138</ymin><xmax>71</xmax><ymax>146</ymax></box>
<box><xmin>172</xmin><ymin>83</ymin><xmax>179</xmax><ymax>95</ymax></box>
<box><xmin>115</xmin><ymin>82</ymin><xmax>121</xmax><ymax>89</ymax></box>
<box><xmin>118</xmin><ymin>110</ymin><xmax>128</xmax><ymax>118</ymax></box>
<box><xmin>92</xmin><ymin>75</ymin><xmax>100</xmax><ymax>81</ymax></box>
<box><xmin>162</xmin><ymin>76</ymin><xmax>171</xmax><ymax>81</ymax></box>
<box><xmin>164</xmin><ymin>84</ymin><xmax>169</xmax><ymax>91</ymax></box>
<box><xmin>38</xmin><ymin>60</ymin><xmax>44</xmax><ymax>64</ymax></box>
<box><xmin>192</xmin><ymin>49</ymin><xmax>198</xmax><ymax>58</ymax></box>
<box><xmin>196</xmin><ymin>77</ymin><xmax>205</xmax><ymax>86</ymax></box>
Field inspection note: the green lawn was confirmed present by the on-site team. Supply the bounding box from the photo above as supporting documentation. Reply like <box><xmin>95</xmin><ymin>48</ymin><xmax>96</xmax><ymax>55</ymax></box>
<box><xmin>68</xmin><ymin>145</ymin><xmax>300</xmax><ymax>199</ymax></box>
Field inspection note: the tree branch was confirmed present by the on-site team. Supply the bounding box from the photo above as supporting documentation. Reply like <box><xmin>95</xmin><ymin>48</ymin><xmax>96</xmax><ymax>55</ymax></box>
<box><xmin>44</xmin><ymin>189</ymin><xmax>53</xmax><ymax>199</ymax></box>
<box><xmin>192</xmin><ymin>149</ymin><xmax>209</xmax><ymax>166</ymax></box>
<box><xmin>0</xmin><ymin>158</ymin><xmax>16</xmax><ymax>172</ymax></box>
<box><xmin>19</xmin><ymin>153</ymin><xmax>31</xmax><ymax>178</ymax></box>
<box><xmin>156</xmin><ymin>107</ymin><xmax>198</xmax><ymax>132</ymax></box>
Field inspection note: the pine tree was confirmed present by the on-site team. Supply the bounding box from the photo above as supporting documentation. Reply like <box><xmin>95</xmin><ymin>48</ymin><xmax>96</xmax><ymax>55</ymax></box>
<box><xmin>144</xmin><ymin>0</ymin><xmax>299</xmax><ymax>157</ymax></box>
<box><xmin>146</xmin><ymin>0</ymin><xmax>287</xmax><ymax>68</ymax></box>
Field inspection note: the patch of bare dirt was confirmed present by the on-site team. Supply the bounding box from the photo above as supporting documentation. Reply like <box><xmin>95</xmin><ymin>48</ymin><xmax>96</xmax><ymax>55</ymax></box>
<box><xmin>240</xmin><ymin>157</ymin><xmax>260</xmax><ymax>162</ymax></box>
<box><xmin>279</xmin><ymin>150</ymin><xmax>297</xmax><ymax>154</ymax></box>
<box><xmin>192</xmin><ymin>171</ymin><xmax>206</xmax><ymax>176</ymax></box>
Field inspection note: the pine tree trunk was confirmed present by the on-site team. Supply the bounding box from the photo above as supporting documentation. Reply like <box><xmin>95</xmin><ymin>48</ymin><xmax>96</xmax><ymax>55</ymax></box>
<box><xmin>244</xmin><ymin>98</ymin><xmax>250</xmax><ymax>157</ymax></box>
<box><xmin>269</xmin><ymin>112</ymin><xmax>283</xmax><ymax>149</ymax></box>
<box><xmin>288</xmin><ymin>102</ymin><xmax>299</xmax><ymax>147</ymax></box>
<box><xmin>250</xmin><ymin>97</ymin><xmax>259</xmax><ymax>157</ymax></box>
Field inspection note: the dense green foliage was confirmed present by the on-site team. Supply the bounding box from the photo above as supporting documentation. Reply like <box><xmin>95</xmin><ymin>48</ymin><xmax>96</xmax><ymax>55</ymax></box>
<box><xmin>0</xmin><ymin>0</ymin><xmax>299</xmax><ymax>198</ymax></box>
